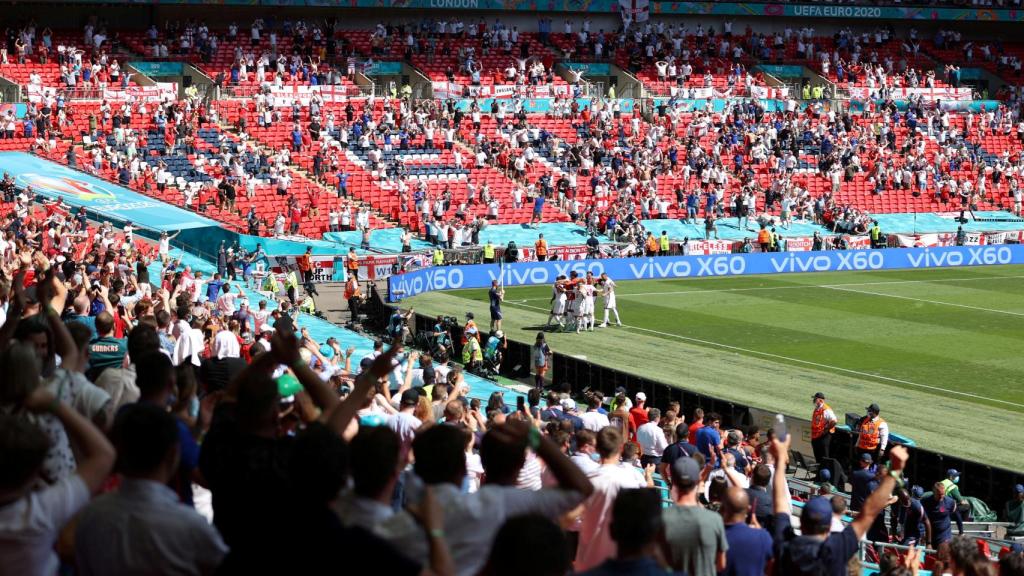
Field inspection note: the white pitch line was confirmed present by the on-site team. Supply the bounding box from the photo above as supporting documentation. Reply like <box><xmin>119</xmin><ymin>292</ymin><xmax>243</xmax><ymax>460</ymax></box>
<box><xmin>519</xmin><ymin>274</ymin><xmax>1024</xmax><ymax>302</ymax></box>
<box><xmin>501</xmin><ymin>299</ymin><xmax>1024</xmax><ymax>409</ymax></box>
<box><xmin>821</xmin><ymin>285</ymin><xmax>1024</xmax><ymax>317</ymax></box>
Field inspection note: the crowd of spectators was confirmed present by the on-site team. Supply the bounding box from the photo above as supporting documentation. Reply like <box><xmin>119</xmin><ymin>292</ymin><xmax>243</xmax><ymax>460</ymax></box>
<box><xmin>5</xmin><ymin>11</ymin><xmax>1024</xmax><ymax>575</ymax></box>
<box><xmin>1</xmin><ymin>222</ymin><xmax>1022</xmax><ymax>576</ymax></box>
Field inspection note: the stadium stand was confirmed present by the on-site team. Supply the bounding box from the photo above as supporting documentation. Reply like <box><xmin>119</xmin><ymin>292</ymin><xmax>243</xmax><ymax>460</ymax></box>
<box><xmin>1</xmin><ymin>8</ymin><xmax>1024</xmax><ymax>576</ymax></box>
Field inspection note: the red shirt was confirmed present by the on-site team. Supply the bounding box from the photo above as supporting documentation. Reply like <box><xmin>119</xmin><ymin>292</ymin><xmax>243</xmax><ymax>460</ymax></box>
<box><xmin>688</xmin><ymin>420</ymin><xmax>703</xmax><ymax>445</ymax></box>
<box><xmin>629</xmin><ymin>405</ymin><xmax>649</xmax><ymax>440</ymax></box>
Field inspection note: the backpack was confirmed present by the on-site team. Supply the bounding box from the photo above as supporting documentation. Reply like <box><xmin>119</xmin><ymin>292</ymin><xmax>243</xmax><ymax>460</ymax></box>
<box><xmin>777</xmin><ymin>536</ymin><xmax>834</xmax><ymax>576</ymax></box>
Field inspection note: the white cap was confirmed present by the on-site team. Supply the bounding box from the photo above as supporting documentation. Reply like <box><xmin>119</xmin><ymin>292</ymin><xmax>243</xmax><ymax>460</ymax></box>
<box><xmin>560</xmin><ymin>398</ymin><xmax>577</xmax><ymax>411</ymax></box>
<box><xmin>260</xmin><ymin>323</ymin><xmax>274</xmax><ymax>333</ymax></box>
<box><xmin>635</xmin><ymin>392</ymin><xmax>647</xmax><ymax>402</ymax></box>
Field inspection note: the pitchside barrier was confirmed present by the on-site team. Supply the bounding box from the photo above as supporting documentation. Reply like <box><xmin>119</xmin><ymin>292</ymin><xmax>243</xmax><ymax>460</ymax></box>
<box><xmin>388</xmin><ymin>244</ymin><xmax>1024</xmax><ymax>302</ymax></box>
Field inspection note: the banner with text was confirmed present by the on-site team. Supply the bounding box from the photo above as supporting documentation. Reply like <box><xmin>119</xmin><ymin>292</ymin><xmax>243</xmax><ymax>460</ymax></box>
<box><xmin>44</xmin><ymin>0</ymin><xmax>1024</xmax><ymax>23</ymax></box>
<box><xmin>388</xmin><ymin>245</ymin><xmax>1024</xmax><ymax>301</ymax></box>
<box><xmin>847</xmin><ymin>86</ymin><xmax>973</xmax><ymax>103</ymax></box>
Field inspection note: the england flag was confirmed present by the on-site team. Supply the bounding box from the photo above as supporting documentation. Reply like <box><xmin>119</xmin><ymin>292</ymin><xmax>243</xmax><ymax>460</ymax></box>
<box><xmin>619</xmin><ymin>0</ymin><xmax>650</xmax><ymax>25</ymax></box>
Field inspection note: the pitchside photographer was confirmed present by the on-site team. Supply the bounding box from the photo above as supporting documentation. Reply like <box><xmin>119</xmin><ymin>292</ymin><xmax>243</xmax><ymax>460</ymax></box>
<box><xmin>417</xmin><ymin>314</ymin><xmax>458</xmax><ymax>362</ymax></box>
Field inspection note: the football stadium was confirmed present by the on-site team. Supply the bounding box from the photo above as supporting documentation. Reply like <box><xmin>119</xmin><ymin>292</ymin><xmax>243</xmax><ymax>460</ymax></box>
<box><xmin>0</xmin><ymin>1</ymin><xmax>1023</xmax><ymax>575</ymax></box>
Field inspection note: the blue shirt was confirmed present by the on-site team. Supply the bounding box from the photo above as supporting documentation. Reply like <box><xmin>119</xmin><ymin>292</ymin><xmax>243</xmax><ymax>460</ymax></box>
<box><xmin>533</xmin><ymin>195</ymin><xmax>545</xmax><ymax>213</ymax></box>
<box><xmin>895</xmin><ymin>499</ymin><xmax>927</xmax><ymax>544</ymax></box>
<box><xmin>65</xmin><ymin>314</ymin><xmax>97</xmax><ymax>340</ymax></box>
<box><xmin>850</xmin><ymin>468</ymin><xmax>877</xmax><ymax>511</ymax></box>
<box><xmin>694</xmin><ymin>425</ymin><xmax>722</xmax><ymax>462</ymax></box>
<box><xmin>922</xmin><ymin>495</ymin><xmax>963</xmax><ymax>545</ymax></box>
<box><xmin>206</xmin><ymin>279</ymin><xmax>225</xmax><ymax>302</ymax></box>
<box><xmin>723</xmin><ymin>522</ymin><xmax>773</xmax><ymax>576</ymax></box>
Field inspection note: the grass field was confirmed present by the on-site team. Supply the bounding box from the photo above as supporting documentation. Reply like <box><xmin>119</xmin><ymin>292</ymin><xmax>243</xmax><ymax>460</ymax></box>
<box><xmin>406</xmin><ymin>264</ymin><xmax>1024</xmax><ymax>472</ymax></box>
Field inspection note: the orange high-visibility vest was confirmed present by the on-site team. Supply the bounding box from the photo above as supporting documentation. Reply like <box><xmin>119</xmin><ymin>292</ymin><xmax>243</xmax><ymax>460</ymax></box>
<box><xmin>535</xmin><ymin>239</ymin><xmax>548</xmax><ymax>256</ymax></box>
<box><xmin>858</xmin><ymin>417</ymin><xmax>885</xmax><ymax>450</ymax></box>
<box><xmin>811</xmin><ymin>403</ymin><xmax>836</xmax><ymax>439</ymax></box>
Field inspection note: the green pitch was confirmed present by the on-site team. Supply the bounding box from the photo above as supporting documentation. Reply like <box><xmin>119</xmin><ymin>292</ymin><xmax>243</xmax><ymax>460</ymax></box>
<box><xmin>406</xmin><ymin>264</ymin><xmax>1024</xmax><ymax>472</ymax></box>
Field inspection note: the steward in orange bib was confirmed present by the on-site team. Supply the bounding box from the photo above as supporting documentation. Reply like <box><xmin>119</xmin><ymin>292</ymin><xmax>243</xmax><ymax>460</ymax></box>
<box><xmin>757</xmin><ymin>226</ymin><xmax>772</xmax><ymax>252</ymax></box>
<box><xmin>346</xmin><ymin>248</ymin><xmax>360</xmax><ymax>280</ymax></box>
<box><xmin>856</xmin><ymin>402</ymin><xmax>889</xmax><ymax>465</ymax></box>
<box><xmin>535</xmin><ymin>234</ymin><xmax>549</xmax><ymax>261</ymax></box>
<box><xmin>344</xmin><ymin>275</ymin><xmax>362</xmax><ymax>325</ymax></box>
<box><xmin>810</xmin><ymin>392</ymin><xmax>837</xmax><ymax>464</ymax></box>
<box><xmin>645</xmin><ymin>233</ymin><xmax>659</xmax><ymax>256</ymax></box>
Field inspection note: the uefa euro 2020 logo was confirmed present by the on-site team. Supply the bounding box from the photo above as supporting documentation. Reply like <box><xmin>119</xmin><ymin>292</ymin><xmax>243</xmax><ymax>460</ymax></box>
<box><xmin>19</xmin><ymin>173</ymin><xmax>117</xmax><ymax>202</ymax></box>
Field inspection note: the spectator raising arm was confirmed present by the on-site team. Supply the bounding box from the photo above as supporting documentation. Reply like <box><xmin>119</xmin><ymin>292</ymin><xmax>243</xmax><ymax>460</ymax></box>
<box><xmin>325</xmin><ymin>338</ymin><xmax>404</xmax><ymax>436</ymax></box>
<box><xmin>852</xmin><ymin>445</ymin><xmax>908</xmax><ymax>540</ymax></box>
<box><xmin>0</xmin><ymin>268</ymin><xmax>27</xmax><ymax>351</ymax></box>
<box><xmin>408</xmin><ymin>486</ymin><xmax>456</xmax><ymax>576</ymax></box>
<box><xmin>37</xmin><ymin>270</ymin><xmax>77</xmax><ymax>369</ymax></box>
<box><xmin>25</xmin><ymin>386</ymin><xmax>115</xmax><ymax>494</ymax></box>
<box><xmin>770</xmin><ymin>434</ymin><xmax>793</xmax><ymax>517</ymax></box>
<box><xmin>492</xmin><ymin>420</ymin><xmax>594</xmax><ymax>498</ymax></box>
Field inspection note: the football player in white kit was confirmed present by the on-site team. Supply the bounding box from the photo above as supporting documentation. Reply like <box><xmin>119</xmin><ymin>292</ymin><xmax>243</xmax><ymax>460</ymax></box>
<box><xmin>598</xmin><ymin>272</ymin><xmax>622</xmax><ymax>327</ymax></box>
<box><xmin>546</xmin><ymin>275</ymin><xmax>568</xmax><ymax>329</ymax></box>
<box><xmin>576</xmin><ymin>275</ymin><xmax>596</xmax><ymax>333</ymax></box>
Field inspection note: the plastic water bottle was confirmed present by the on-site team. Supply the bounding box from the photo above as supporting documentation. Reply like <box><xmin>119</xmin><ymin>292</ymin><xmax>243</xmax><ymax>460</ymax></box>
<box><xmin>773</xmin><ymin>413</ymin><xmax>788</xmax><ymax>442</ymax></box>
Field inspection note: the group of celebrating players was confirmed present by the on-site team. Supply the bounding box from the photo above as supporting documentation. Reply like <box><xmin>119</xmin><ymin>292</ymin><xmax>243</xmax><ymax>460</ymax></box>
<box><xmin>546</xmin><ymin>271</ymin><xmax>623</xmax><ymax>333</ymax></box>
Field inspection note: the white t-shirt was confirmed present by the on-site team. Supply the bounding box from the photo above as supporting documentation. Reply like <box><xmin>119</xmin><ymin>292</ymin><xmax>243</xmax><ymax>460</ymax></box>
<box><xmin>575</xmin><ymin>464</ymin><xmax>647</xmax><ymax>571</ymax></box>
<box><xmin>579</xmin><ymin>410</ymin><xmax>611</xmax><ymax>432</ymax></box>
<box><xmin>0</xmin><ymin>474</ymin><xmax>90</xmax><ymax>576</ymax></box>
<box><xmin>45</xmin><ymin>369</ymin><xmax>111</xmax><ymax>423</ymax></box>
<box><xmin>216</xmin><ymin>292</ymin><xmax>237</xmax><ymax>316</ymax></box>
<box><xmin>380</xmin><ymin>483</ymin><xmax>583</xmax><ymax>576</ymax></box>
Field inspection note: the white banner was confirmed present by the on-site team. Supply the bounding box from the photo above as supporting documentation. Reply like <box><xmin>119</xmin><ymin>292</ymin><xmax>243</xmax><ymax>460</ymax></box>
<box><xmin>431</xmin><ymin>82</ymin><xmax>565</xmax><ymax>100</ymax></box>
<box><xmin>847</xmin><ymin>86</ymin><xmax>973</xmax><ymax>102</ymax></box>
<box><xmin>102</xmin><ymin>83</ymin><xmax>179</xmax><ymax>102</ymax></box>
<box><xmin>749</xmin><ymin>85</ymin><xmax>791</xmax><ymax>99</ymax></box>
<box><xmin>892</xmin><ymin>230</ymin><xmax>1021</xmax><ymax>247</ymax></box>
<box><xmin>266</xmin><ymin>85</ymin><xmax>363</xmax><ymax>106</ymax></box>
<box><xmin>686</xmin><ymin>239</ymin><xmax>737</xmax><ymax>255</ymax></box>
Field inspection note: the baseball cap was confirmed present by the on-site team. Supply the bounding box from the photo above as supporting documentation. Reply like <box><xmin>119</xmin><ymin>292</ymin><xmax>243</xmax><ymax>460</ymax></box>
<box><xmin>801</xmin><ymin>497</ymin><xmax>834</xmax><ymax>529</ymax></box>
<box><xmin>946</xmin><ymin>468</ymin><xmax>960</xmax><ymax>478</ymax></box>
<box><xmin>560</xmin><ymin>398</ymin><xmax>577</xmax><ymax>411</ymax></box>
<box><xmin>614</xmin><ymin>386</ymin><xmax>627</xmax><ymax>396</ymax></box>
<box><xmin>635</xmin><ymin>392</ymin><xmax>647</xmax><ymax>402</ymax></box>
<box><xmin>866</xmin><ymin>403</ymin><xmax>881</xmax><ymax>413</ymax></box>
<box><xmin>1014</xmin><ymin>484</ymin><xmax>1024</xmax><ymax>494</ymax></box>
<box><xmin>400</xmin><ymin>389</ymin><xmax>420</xmax><ymax>407</ymax></box>
<box><xmin>860</xmin><ymin>453</ymin><xmax>874</xmax><ymax>463</ymax></box>
<box><xmin>911</xmin><ymin>485</ymin><xmax>925</xmax><ymax>499</ymax></box>
<box><xmin>670</xmin><ymin>457</ymin><xmax>701</xmax><ymax>485</ymax></box>
<box><xmin>812</xmin><ymin>392</ymin><xmax>825</xmax><ymax>400</ymax></box>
